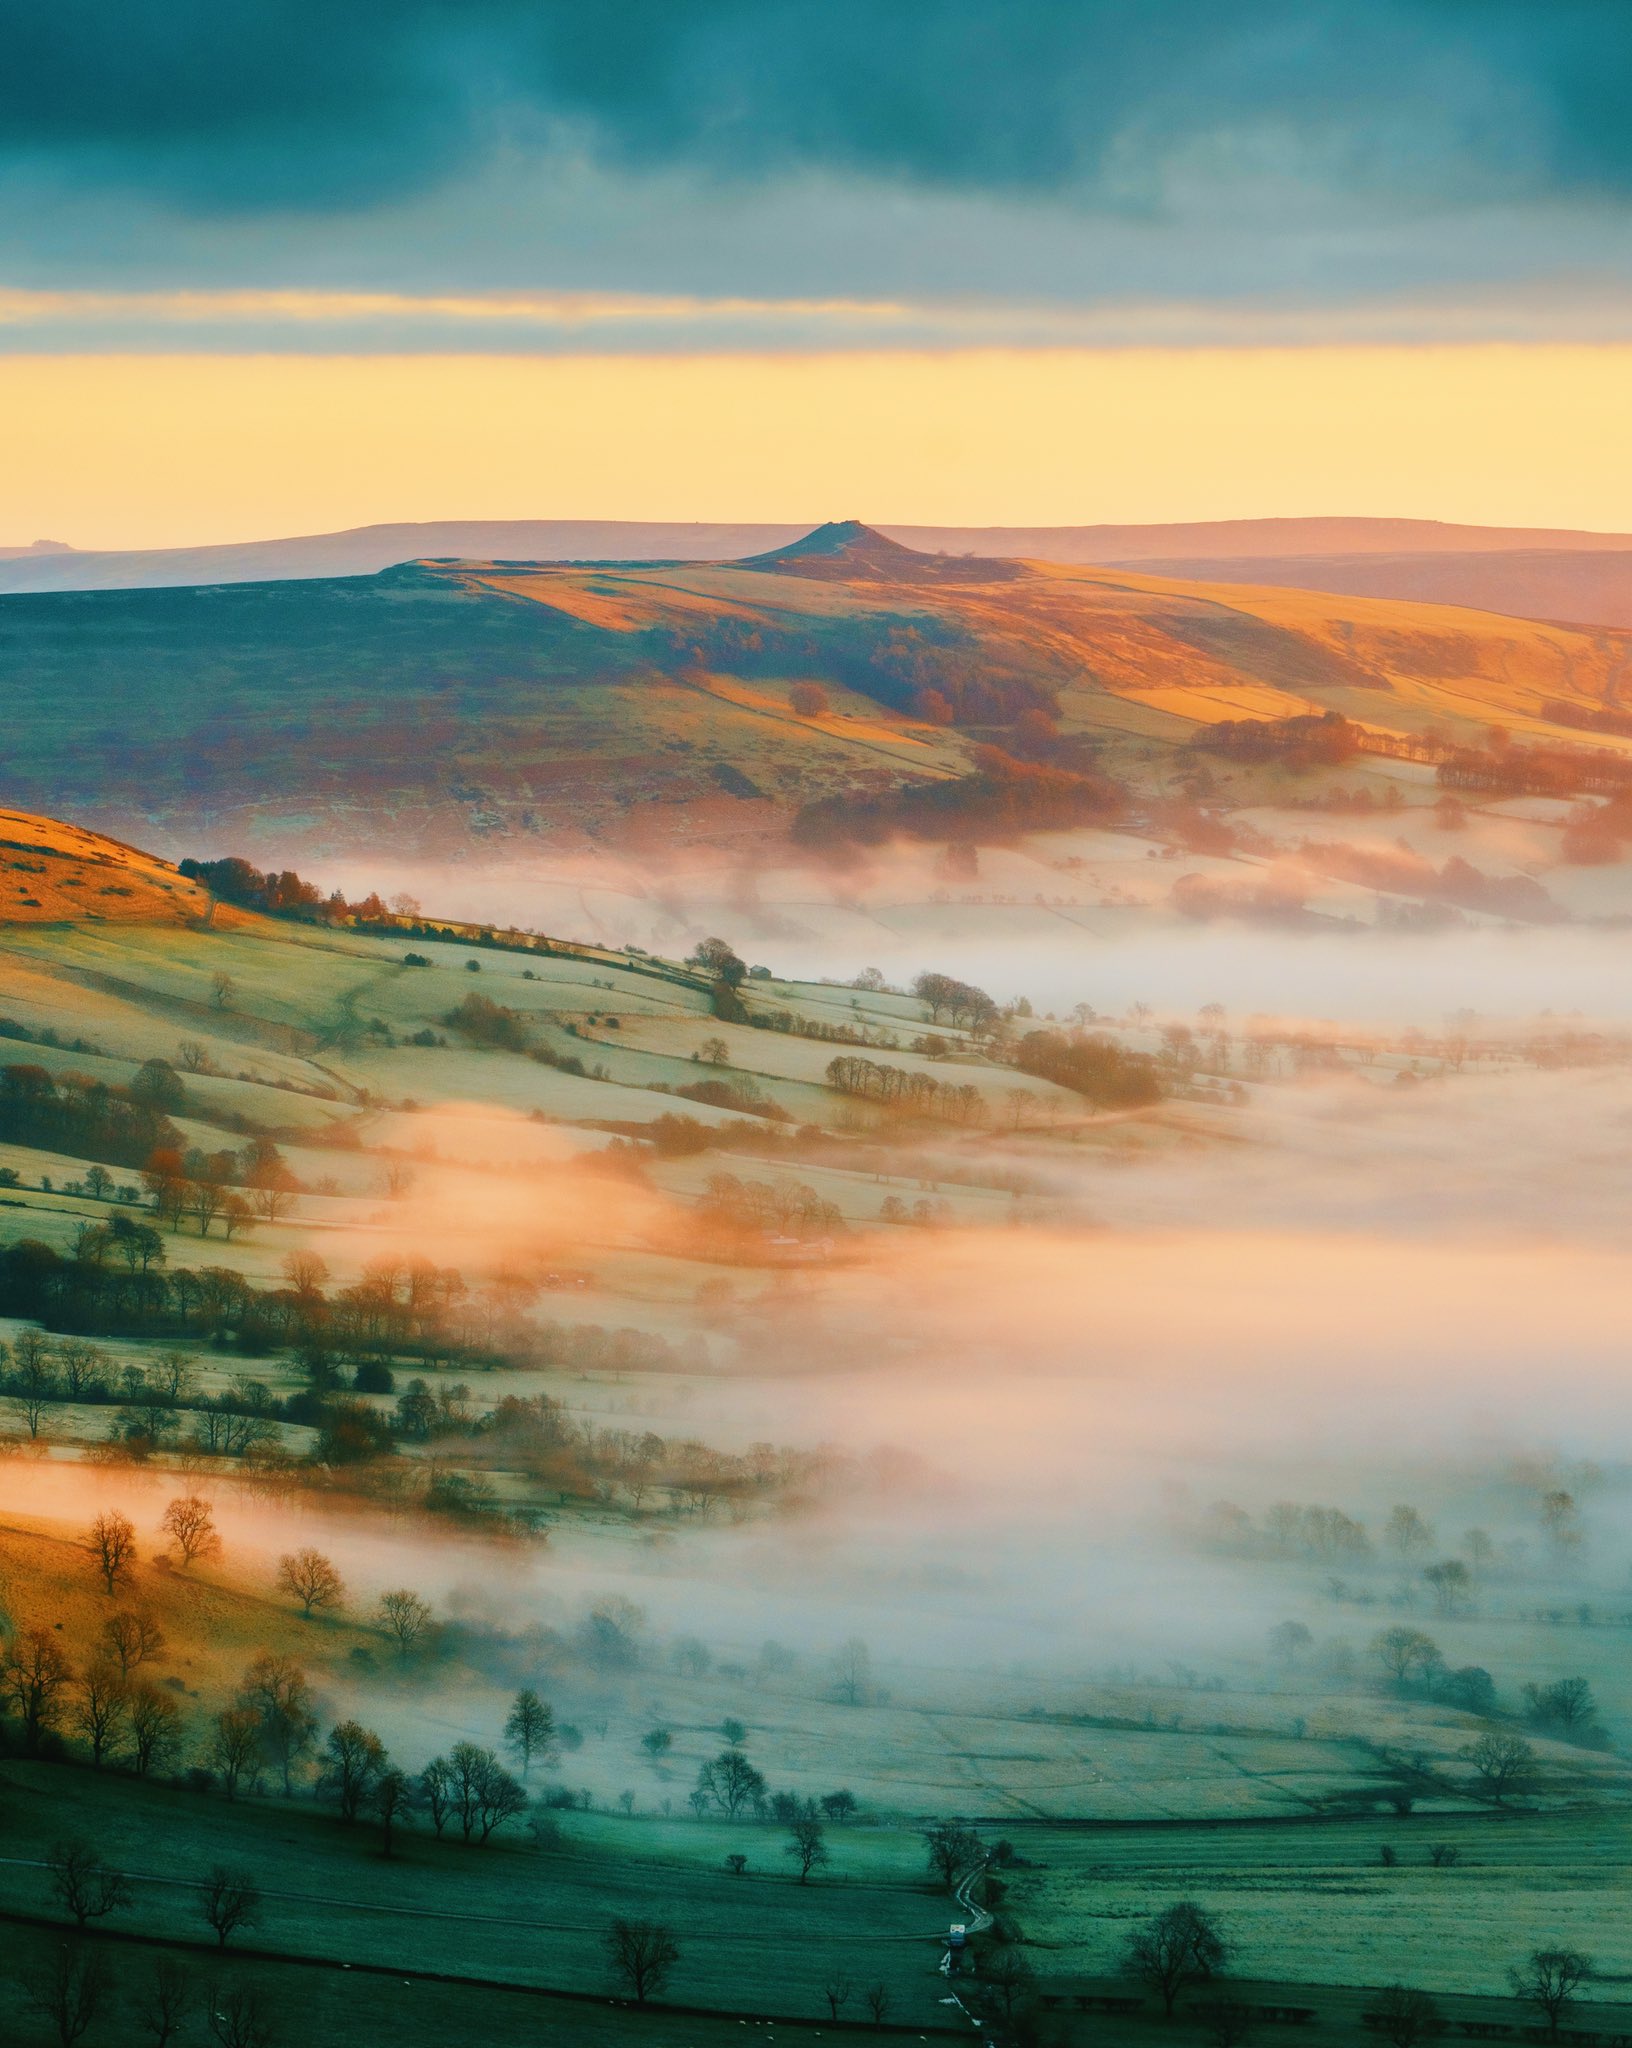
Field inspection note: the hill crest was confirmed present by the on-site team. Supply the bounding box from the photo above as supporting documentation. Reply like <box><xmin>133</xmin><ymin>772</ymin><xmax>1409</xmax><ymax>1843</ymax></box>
<box><xmin>740</xmin><ymin>519</ymin><xmax>1027</xmax><ymax>584</ymax></box>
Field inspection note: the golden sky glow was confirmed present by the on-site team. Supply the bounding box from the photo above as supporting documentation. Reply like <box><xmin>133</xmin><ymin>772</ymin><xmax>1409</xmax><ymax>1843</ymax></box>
<box><xmin>5</xmin><ymin>344</ymin><xmax>1632</xmax><ymax>549</ymax></box>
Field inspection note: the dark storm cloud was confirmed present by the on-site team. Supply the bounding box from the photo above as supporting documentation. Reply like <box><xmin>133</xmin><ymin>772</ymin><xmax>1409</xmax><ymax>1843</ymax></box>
<box><xmin>4</xmin><ymin>0</ymin><xmax>1632</xmax><ymax>217</ymax></box>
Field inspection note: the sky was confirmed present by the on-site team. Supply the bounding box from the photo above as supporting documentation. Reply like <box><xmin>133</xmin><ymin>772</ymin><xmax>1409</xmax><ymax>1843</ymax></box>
<box><xmin>6</xmin><ymin>1</ymin><xmax>1632</xmax><ymax>544</ymax></box>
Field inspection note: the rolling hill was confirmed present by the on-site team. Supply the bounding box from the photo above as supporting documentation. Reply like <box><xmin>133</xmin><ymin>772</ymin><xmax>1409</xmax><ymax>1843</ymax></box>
<box><xmin>0</xmin><ymin>809</ymin><xmax>218</xmax><ymax>925</ymax></box>
<box><xmin>6</xmin><ymin>521</ymin><xmax>1632</xmax><ymax>864</ymax></box>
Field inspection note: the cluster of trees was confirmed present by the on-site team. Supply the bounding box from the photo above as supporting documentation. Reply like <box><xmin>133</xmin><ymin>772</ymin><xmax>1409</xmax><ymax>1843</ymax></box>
<box><xmin>1014</xmin><ymin>1029</ymin><xmax>1163</xmax><ymax>1109</ymax></box>
<box><xmin>911</xmin><ymin>972</ymin><xmax>998</xmax><ymax>1028</ymax></box>
<box><xmin>1438</xmin><ymin>736</ymin><xmax>1632</xmax><ymax>800</ymax></box>
<box><xmin>793</xmin><ymin>746</ymin><xmax>1126</xmax><ymax>850</ymax></box>
<box><xmin>0</xmin><ymin>1063</ymin><xmax>180</xmax><ymax>1172</ymax></box>
<box><xmin>1201</xmin><ymin>1497</ymin><xmax>1375</xmax><ymax>1561</ymax></box>
<box><xmin>1193</xmin><ymin>710</ymin><xmax>1360</xmax><ymax>770</ymax></box>
<box><xmin>823</xmin><ymin>1054</ymin><xmax>987</xmax><ymax>1124</ymax></box>
<box><xmin>695</xmin><ymin>1171</ymin><xmax>844</xmax><ymax>1244</ymax></box>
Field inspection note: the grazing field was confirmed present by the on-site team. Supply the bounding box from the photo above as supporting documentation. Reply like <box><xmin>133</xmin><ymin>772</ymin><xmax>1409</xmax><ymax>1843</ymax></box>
<box><xmin>1007</xmin><ymin>1808</ymin><xmax>1632</xmax><ymax>1997</ymax></box>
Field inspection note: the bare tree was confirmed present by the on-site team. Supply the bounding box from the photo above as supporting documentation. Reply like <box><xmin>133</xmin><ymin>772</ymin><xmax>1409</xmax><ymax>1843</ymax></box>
<box><xmin>865</xmin><ymin>1982</ymin><xmax>892</xmax><ymax>2024</ymax></box>
<box><xmin>1371</xmin><ymin>1626</ymin><xmax>1442</xmax><ymax>1693</ymax></box>
<box><xmin>418</xmin><ymin>1756</ymin><xmax>453</xmax><ymax>1837</ymax></box>
<box><xmin>2</xmin><ymin>1627</ymin><xmax>74</xmax><ymax>1752</ymax></box>
<box><xmin>207</xmin><ymin>1707</ymin><xmax>263</xmax><ymax>1800</ymax></box>
<box><xmin>103</xmin><ymin>1609</ymin><xmax>165</xmax><ymax>1673</ymax></box>
<box><xmin>695</xmin><ymin>1747</ymin><xmax>765</xmax><ymax>1819</ymax></box>
<box><xmin>503</xmin><ymin>1688</ymin><xmax>556</xmax><ymax>1776</ymax></box>
<box><xmin>276</xmin><ymin>1548</ymin><xmax>344</xmax><ymax>1618</ymax></box>
<box><xmin>48</xmin><ymin>1840</ymin><xmax>135</xmax><ymax>1927</ymax></box>
<box><xmin>823</xmin><ymin>1971</ymin><xmax>854</xmax><ymax>2019</ymax></box>
<box><xmin>377</xmin><ymin>1587</ymin><xmax>432</xmax><ymax>1658</ymax></box>
<box><xmin>1423</xmin><ymin>1560</ymin><xmax>1472</xmax><ymax>1618</ymax></box>
<box><xmin>321</xmin><ymin>1720</ymin><xmax>387</xmax><ymax>1822</ymax></box>
<box><xmin>206</xmin><ymin>1982</ymin><xmax>275</xmax><ymax>2048</ymax></box>
<box><xmin>1460</xmin><ymin>1731</ymin><xmax>1536</xmax><ymax>1800</ymax></box>
<box><xmin>236</xmin><ymin>1653</ymin><xmax>317</xmax><ymax>1796</ymax></box>
<box><xmin>160</xmin><ymin>1495</ymin><xmax>221</xmax><ymax>1569</ymax></box>
<box><xmin>604</xmin><ymin>1918</ymin><xmax>680</xmax><ymax>2004</ymax></box>
<box><xmin>924</xmin><ymin>1821</ymin><xmax>983</xmax><ymax>1889</ymax></box>
<box><xmin>10</xmin><ymin>1332</ymin><xmax>57</xmax><ymax>1437</ymax></box>
<box><xmin>830</xmin><ymin>1636</ymin><xmax>873</xmax><ymax>1706</ymax></box>
<box><xmin>981</xmin><ymin>1945</ymin><xmax>1035</xmax><ymax>2018</ymax></box>
<box><xmin>374</xmin><ymin>1767</ymin><xmax>410</xmax><ymax>1856</ymax></box>
<box><xmin>442</xmin><ymin>1740</ymin><xmax>527</xmax><ymax>1842</ymax></box>
<box><xmin>69</xmin><ymin>1659</ymin><xmax>129</xmax><ymax>1766</ymax></box>
<box><xmin>87</xmin><ymin>1510</ymin><xmax>137</xmax><ymax>1594</ymax></box>
<box><xmin>1371</xmin><ymin>1984</ymin><xmax>1447</xmax><ymax>2048</ymax></box>
<box><xmin>21</xmin><ymin>1941</ymin><xmax>111</xmax><ymax>2048</ymax></box>
<box><xmin>1123</xmin><ymin>1901</ymin><xmax>1231</xmax><ymax>2017</ymax></box>
<box><xmin>1510</xmin><ymin>1949</ymin><xmax>1591</xmax><ymax>2038</ymax></box>
<box><xmin>133</xmin><ymin>1955</ymin><xmax>192</xmax><ymax>2047</ymax></box>
<box><xmin>786</xmin><ymin>1815</ymin><xmax>830</xmax><ymax>1884</ymax></box>
<box><xmin>198</xmin><ymin>1866</ymin><xmax>261</xmax><ymax>1948</ymax></box>
<box><xmin>211</xmin><ymin>971</ymin><xmax>237</xmax><ymax>1010</ymax></box>
<box><xmin>125</xmin><ymin>1682</ymin><xmax>183</xmax><ymax>1777</ymax></box>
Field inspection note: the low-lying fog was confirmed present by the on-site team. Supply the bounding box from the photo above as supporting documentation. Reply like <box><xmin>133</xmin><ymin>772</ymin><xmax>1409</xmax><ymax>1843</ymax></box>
<box><xmin>16</xmin><ymin>842</ymin><xmax>1632</xmax><ymax>1778</ymax></box>
<box><xmin>316</xmin><ymin>840</ymin><xmax>1632</xmax><ymax>1023</ymax></box>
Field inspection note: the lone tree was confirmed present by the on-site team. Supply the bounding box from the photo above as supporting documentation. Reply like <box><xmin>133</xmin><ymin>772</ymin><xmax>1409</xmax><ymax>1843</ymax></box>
<box><xmin>70</xmin><ymin>1658</ymin><xmax>129</xmax><ymax>1766</ymax></box>
<box><xmin>374</xmin><ymin>1767</ymin><xmax>410</xmax><ymax>1856</ymax></box>
<box><xmin>21</xmin><ymin>1942</ymin><xmax>111</xmax><ymax>2048</ymax></box>
<box><xmin>205</xmin><ymin>1983</ymin><xmax>274</xmax><ymax>2048</ymax></box>
<box><xmin>132</xmin><ymin>1954</ymin><xmax>191</xmax><ymax>2048</ymax></box>
<box><xmin>48</xmin><ymin>1840</ymin><xmax>134</xmax><ymax>1928</ymax></box>
<box><xmin>102</xmin><ymin>1609</ymin><xmax>165</xmax><ymax>1674</ymax></box>
<box><xmin>1371</xmin><ymin>1984</ymin><xmax>1447</xmax><ymax>2048</ymax></box>
<box><xmin>641</xmin><ymin>1727</ymin><xmax>673</xmax><ymax>1763</ymax></box>
<box><xmin>1510</xmin><ymin>1949</ymin><xmax>1591</xmax><ymax>2038</ymax></box>
<box><xmin>198</xmin><ymin>1866</ymin><xmax>261</xmax><ymax>1948</ymax></box>
<box><xmin>1461</xmin><ymin>1731</ymin><xmax>1536</xmax><ymax>1800</ymax></box>
<box><xmin>87</xmin><ymin>1511</ymin><xmax>137</xmax><ymax>1594</ymax></box>
<box><xmin>830</xmin><ymin>1637</ymin><xmax>873</xmax><ymax>1706</ymax></box>
<box><xmin>236</xmin><ymin>1652</ymin><xmax>317</xmax><ymax>1797</ymax></box>
<box><xmin>1371</xmin><ymin>1626</ymin><xmax>1442</xmax><ymax>1693</ymax></box>
<box><xmin>207</xmin><ymin>1707</ymin><xmax>262</xmax><ymax>1800</ymax></box>
<box><xmin>160</xmin><ymin>1496</ymin><xmax>220</xmax><ymax>1569</ymax></box>
<box><xmin>605</xmin><ymin>1918</ymin><xmax>681</xmax><ymax>2004</ymax></box>
<box><xmin>2</xmin><ymin>1627</ymin><xmax>74</xmax><ymax>1753</ymax></box>
<box><xmin>125</xmin><ymin>1682</ymin><xmax>183</xmax><ymax>1777</ymax></box>
<box><xmin>823</xmin><ymin>1971</ymin><xmax>854</xmax><ymax>2019</ymax></box>
<box><xmin>321</xmin><ymin>1719</ymin><xmax>387</xmax><ymax>1822</ymax></box>
<box><xmin>1123</xmin><ymin>1900</ymin><xmax>1231</xmax><ymax>2018</ymax></box>
<box><xmin>696</xmin><ymin>1747</ymin><xmax>766</xmax><ymax>1819</ymax></box>
<box><xmin>924</xmin><ymin>1820</ymin><xmax>984</xmax><ymax>1889</ymax></box>
<box><xmin>377</xmin><ymin>1587</ymin><xmax>433</xmax><ymax>1658</ymax></box>
<box><xmin>786</xmin><ymin>1815</ymin><xmax>830</xmax><ymax>1884</ymax></box>
<box><xmin>503</xmin><ymin>1688</ymin><xmax>556</xmax><ymax>1776</ymax></box>
<box><xmin>276</xmin><ymin>1548</ymin><xmax>344</xmax><ymax>1618</ymax></box>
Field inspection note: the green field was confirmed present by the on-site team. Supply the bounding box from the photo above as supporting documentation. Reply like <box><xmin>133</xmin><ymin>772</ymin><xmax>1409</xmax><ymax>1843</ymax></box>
<box><xmin>1005</xmin><ymin>1807</ymin><xmax>1632</xmax><ymax>1997</ymax></box>
<box><xmin>0</xmin><ymin>1763</ymin><xmax>954</xmax><ymax>2027</ymax></box>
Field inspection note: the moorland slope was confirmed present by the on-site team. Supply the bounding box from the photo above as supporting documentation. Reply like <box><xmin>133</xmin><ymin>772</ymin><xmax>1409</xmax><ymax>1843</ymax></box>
<box><xmin>6</xmin><ymin>523</ymin><xmax>1632</xmax><ymax>861</ymax></box>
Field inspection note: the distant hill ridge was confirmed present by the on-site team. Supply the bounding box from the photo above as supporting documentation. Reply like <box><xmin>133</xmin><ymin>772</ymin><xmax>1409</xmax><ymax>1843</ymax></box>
<box><xmin>6</xmin><ymin>514</ymin><xmax>1632</xmax><ymax>630</ymax></box>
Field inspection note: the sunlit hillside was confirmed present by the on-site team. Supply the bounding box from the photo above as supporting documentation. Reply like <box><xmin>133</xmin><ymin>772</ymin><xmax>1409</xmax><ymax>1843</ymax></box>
<box><xmin>7</xmin><ymin>525</ymin><xmax>1632</xmax><ymax>866</ymax></box>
